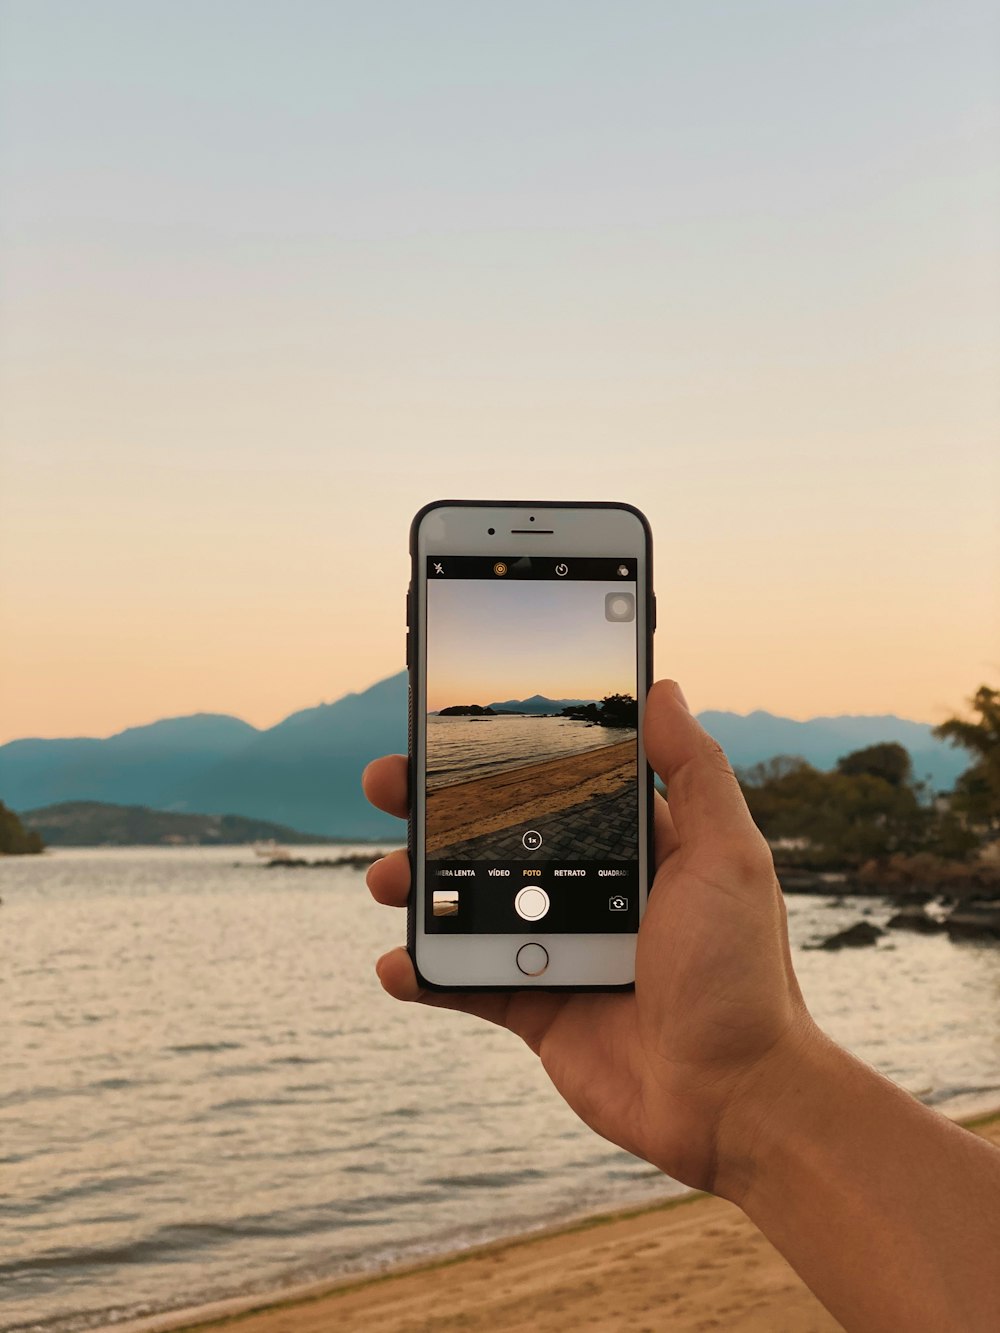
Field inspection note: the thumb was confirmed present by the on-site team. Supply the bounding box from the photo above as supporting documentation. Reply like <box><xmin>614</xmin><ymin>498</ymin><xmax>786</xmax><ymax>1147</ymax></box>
<box><xmin>643</xmin><ymin>680</ymin><xmax>759</xmax><ymax>849</ymax></box>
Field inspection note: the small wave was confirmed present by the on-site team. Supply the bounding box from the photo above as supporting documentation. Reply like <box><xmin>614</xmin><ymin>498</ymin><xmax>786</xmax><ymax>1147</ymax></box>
<box><xmin>922</xmin><ymin>1082</ymin><xmax>1000</xmax><ymax>1107</ymax></box>
<box><xmin>605</xmin><ymin>1165</ymin><xmax>663</xmax><ymax>1181</ymax></box>
<box><xmin>168</xmin><ymin>1040</ymin><xmax>244</xmax><ymax>1055</ymax></box>
<box><xmin>0</xmin><ymin>1074</ymin><xmax>152</xmax><ymax>1109</ymax></box>
<box><xmin>204</xmin><ymin>1062</ymin><xmax>274</xmax><ymax>1080</ymax></box>
<box><xmin>0</xmin><ymin>1172</ymin><xmax>161</xmax><ymax>1217</ymax></box>
<box><xmin>0</xmin><ymin>1199</ymin><xmax>437</xmax><ymax>1284</ymax></box>
<box><xmin>87</xmin><ymin>1076</ymin><xmax>138</xmax><ymax>1092</ymax></box>
<box><xmin>430</xmin><ymin>1168</ymin><xmax>545</xmax><ymax>1190</ymax></box>
<box><xmin>207</xmin><ymin>1095</ymin><xmax>301</xmax><ymax>1112</ymax></box>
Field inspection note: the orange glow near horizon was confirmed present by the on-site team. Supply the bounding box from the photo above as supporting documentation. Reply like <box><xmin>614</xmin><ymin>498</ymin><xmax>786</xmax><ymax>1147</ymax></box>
<box><xmin>1</xmin><ymin>6</ymin><xmax>998</xmax><ymax>744</ymax></box>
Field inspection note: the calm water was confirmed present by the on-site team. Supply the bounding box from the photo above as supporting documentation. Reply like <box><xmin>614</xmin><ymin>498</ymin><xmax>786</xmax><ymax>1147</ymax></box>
<box><xmin>3</xmin><ymin>848</ymin><xmax>1000</xmax><ymax>1333</ymax></box>
<box><xmin>427</xmin><ymin>714</ymin><xmax>637</xmax><ymax>788</ymax></box>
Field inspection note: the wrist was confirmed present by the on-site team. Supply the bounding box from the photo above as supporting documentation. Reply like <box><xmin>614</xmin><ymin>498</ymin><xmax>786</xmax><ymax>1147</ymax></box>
<box><xmin>711</xmin><ymin>1014</ymin><xmax>850</xmax><ymax>1207</ymax></box>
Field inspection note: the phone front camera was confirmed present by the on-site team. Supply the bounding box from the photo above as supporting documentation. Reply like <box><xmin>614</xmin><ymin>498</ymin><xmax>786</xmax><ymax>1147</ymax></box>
<box><xmin>488</xmin><ymin>527</ymin><xmax>495</xmax><ymax>535</ymax></box>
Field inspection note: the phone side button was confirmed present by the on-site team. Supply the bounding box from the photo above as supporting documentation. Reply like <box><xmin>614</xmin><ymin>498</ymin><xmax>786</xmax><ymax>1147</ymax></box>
<box><xmin>515</xmin><ymin>942</ymin><xmax>549</xmax><ymax>977</ymax></box>
<box><xmin>651</xmin><ymin>592</ymin><xmax>657</xmax><ymax>632</ymax></box>
<box><xmin>405</xmin><ymin>631</ymin><xmax>411</xmax><ymax>667</ymax></box>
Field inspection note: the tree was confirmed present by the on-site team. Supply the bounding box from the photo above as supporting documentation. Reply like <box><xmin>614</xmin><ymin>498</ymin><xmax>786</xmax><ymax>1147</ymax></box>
<box><xmin>739</xmin><ymin>754</ymin><xmax>930</xmax><ymax>868</ymax></box>
<box><xmin>0</xmin><ymin>801</ymin><xmax>44</xmax><ymax>855</ymax></box>
<box><xmin>561</xmin><ymin>702</ymin><xmax>600</xmax><ymax>721</ymax></box>
<box><xmin>598</xmin><ymin>693</ymin><xmax>638</xmax><ymax>728</ymax></box>
<box><xmin>933</xmin><ymin>685</ymin><xmax>1000</xmax><ymax>829</ymax></box>
<box><xmin>560</xmin><ymin>694</ymin><xmax>637</xmax><ymax>727</ymax></box>
<box><xmin>837</xmin><ymin>742</ymin><xmax>913</xmax><ymax>789</ymax></box>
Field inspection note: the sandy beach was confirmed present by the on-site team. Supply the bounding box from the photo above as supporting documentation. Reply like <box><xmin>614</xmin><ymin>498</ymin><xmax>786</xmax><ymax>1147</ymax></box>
<box><xmin>117</xmin><ymin>1112</ymin><xmax>1000</xmax><ymax>1333</ymax></box>
<box><xmin>426</xmin><ymin>740</ymin><xmax>636</xmax><ymax>853</ymax></box>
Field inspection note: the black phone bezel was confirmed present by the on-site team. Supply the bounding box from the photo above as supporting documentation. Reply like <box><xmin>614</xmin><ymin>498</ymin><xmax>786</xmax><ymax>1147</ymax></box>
<box><xmin>406</xmin><ymin>499</ymin><xmax>655</xmax><ymax>993</ymax></box>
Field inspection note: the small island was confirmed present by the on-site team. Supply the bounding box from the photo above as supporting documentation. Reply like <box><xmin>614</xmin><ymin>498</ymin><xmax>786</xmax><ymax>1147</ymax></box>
<box><xmin>14</xmin><ymin>801</ymin><xmax>337</xmax><ymax>847</ymax></box>
<box><xmin>437</xmin><ymin>705</ymin><xmax>497</xmax><ymax>716</ymax></box>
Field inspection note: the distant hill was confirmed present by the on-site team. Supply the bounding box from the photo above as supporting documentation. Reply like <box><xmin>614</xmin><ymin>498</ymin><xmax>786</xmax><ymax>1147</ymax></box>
<box><xmin>179</xmin><ymin>673</ymin><xmax>407</xmax><ymax>838</ymax></box>
<box><xmin>0</xmin><ymin>673</ymin><xmax>970</xmax><ymax>838</ymax></box>
<box><xmin>486</xmin><ymin>694</ymin><xmax>594</xmax><ymax>714</ymax></box>
<box><xmin>702</xmin><ymin>710</ymin><xmax>967</xmax><ymax>789</ymax></box>
<box><xmin>21</xmin><ymin>801</ymin><xmax>336</xmax><ymax>847</ymax></box>
<box><xmin>0</xmin><ymin>713</ymin><xmax>258</xmax><ymax>810</ymax></box>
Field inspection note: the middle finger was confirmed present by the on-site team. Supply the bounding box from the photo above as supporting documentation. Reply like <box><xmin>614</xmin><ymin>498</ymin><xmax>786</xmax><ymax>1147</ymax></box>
<box><xmin>366</xmin><ymin>848</ymin><xmax>410</xmax><ymax>906</ymax></box>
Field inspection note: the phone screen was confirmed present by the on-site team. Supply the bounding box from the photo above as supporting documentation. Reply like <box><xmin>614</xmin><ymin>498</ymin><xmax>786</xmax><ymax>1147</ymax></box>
<box><xmin>423</xmin><ymin>554</ymin><xmax>641</xmax><ymax>935</ymax></box>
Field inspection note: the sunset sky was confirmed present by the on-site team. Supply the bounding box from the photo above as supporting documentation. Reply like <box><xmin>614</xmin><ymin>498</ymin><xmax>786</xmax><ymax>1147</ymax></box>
<box><xmin>426</xmin><ymin>579</ymin><xmax>636</xmax><ymax>712</ymax></box>
<box><xmin>1</xmin><ymin>1</ymin><xmax>998</xmax><ymax>744</ymax></box>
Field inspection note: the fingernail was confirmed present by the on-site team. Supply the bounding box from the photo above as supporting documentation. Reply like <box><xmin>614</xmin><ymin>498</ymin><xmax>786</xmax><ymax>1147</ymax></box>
<box><xmin>670</xmin><ymin>681</ymin><xmax>690</xmax><ymax>712</ymax></box>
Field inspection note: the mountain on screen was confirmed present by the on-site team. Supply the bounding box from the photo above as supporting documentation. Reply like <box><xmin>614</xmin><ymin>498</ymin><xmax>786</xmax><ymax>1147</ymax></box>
<box><xmin>487</xmin><ymin>695</ymin><xmax>594</xmax><ymax>714</ymax></box>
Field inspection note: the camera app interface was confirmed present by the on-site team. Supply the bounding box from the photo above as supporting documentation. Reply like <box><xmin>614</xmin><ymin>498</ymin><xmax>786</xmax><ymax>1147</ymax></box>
<box><xmin>424</xmin><ymin>555</ymin><xmax>640</xmax><ymax>934</ymax></box>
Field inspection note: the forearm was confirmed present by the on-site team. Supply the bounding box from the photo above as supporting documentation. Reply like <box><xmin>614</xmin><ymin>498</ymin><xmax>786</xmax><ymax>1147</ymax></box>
<box><xmin>718</xmin><ymin>1025</ymin><xmax>1000</xmax><ymax>1333</ymax></box>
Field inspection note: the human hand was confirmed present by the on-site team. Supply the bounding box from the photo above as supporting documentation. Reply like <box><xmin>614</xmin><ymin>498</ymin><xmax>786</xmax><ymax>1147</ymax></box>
<box><xmin>362</xmin><ymin>680</ymin><xmax>818</xmax><ymax>1201</ymax></box>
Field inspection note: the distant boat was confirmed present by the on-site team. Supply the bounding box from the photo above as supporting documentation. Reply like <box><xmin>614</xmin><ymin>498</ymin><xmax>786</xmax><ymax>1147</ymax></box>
<box><xmin>253</xmin><ymin>840</ymin><xmax>292</xmax><ymax>861</ymax></box>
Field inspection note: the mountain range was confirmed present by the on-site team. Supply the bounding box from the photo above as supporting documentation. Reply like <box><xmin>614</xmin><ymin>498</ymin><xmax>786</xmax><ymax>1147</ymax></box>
<box><xmin>0</xmin><ymin>672</ymin><xmax>969</xmax><ymax>839</ymax></box>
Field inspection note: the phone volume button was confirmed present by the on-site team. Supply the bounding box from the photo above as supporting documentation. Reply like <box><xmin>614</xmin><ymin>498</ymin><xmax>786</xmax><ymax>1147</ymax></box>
<box><xmin>405</xmin><ymin>631</ymin><xmax>412</xmax><ymax>668</ymax></box>
<box><xmin>651</xmin><ymin>593</ymin><xmax>657</xmax><ymax>632</ymax></box>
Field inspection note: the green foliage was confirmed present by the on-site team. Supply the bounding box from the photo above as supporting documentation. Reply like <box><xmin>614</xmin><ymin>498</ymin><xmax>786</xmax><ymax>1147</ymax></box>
<box><xmin>560</xmin><ymin>694</ymin><xmax>638</xmax><ymax>728</ymax></box>
<box><xmin>922</xmin><ymin>809</ymin><xmax>981</xmax><ymax>860</ymax></box>
<box><xmin>740</xmin><ymin>753</ymin><xmax>932</xmax><ymax>867</ymax></box>
<box><xmin>933</xmin><ymin>685</ymin><xmax>1000</xmax><ymax>828</ymax></box>
<box><xmin>0</xmin><ymin>800</ymin><xmax>44</xmax><ymax>854</ymax></box>
<box><xmin>836</xmin><ymin>742</ymin><xmax>913</xmax><ymax>789</ymax></box>
<box><xmin>740</xmin><ymin>689</ymin><xmax>1000</xmax><ymax>867</ymax></box>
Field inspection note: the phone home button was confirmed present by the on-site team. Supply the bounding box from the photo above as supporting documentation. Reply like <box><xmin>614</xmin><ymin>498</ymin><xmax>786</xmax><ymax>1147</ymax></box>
<box><xmin>516</xmin><ymin>943</ymin><xmax>549</xmax><ymax>977</ymax></box>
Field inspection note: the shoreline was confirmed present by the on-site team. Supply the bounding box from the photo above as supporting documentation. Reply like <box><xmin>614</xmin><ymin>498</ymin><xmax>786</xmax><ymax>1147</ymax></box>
<box><xmin>427</xmin><ymin>739</ymin><xmax>636</xmax><ymax>852</ymax></box>
<box><xmin>103</xmin><ymin>1104</ymin><xmax>1000</xmax><ymax>1333</ymax></box>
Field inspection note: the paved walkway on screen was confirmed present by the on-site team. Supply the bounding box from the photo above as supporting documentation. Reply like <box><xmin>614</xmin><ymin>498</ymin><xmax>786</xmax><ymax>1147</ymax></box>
<box><xmin>437</xmin><ymin>784</ymin><xmax>639</xmax><ymax>861</ymax></box>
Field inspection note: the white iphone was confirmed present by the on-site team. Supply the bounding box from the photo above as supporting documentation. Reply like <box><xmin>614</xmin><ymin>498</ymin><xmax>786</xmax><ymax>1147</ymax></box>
<box><xmin>406</xmin><ymin>500</ymin><xmax>654</xmax><ymax>990</ymax></box>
